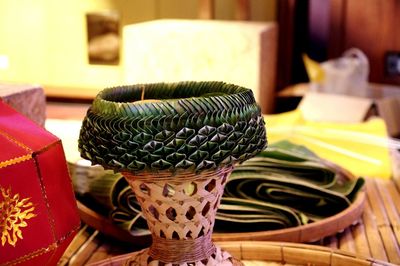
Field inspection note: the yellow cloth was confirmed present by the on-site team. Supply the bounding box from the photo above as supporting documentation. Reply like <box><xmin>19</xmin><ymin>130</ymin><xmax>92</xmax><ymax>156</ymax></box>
<box><xmin>265</xmin><ymin>110</ymin><xmax>392</xmax><ymax>179</ymax></box>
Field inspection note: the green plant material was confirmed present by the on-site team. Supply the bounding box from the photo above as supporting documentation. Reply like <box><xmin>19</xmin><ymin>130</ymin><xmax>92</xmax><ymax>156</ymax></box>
<box><xmin>78</xmin><ymin>81</ymin><xmax>267</xmax><ymax>174</ymax></box>
<box><xmin>73</xmin><ymin>141</ymin><xmax>365</xmax><ymax>235</ymax></box>
<box><xmin>215</xmin><ymin>197</ymin><xmax>304</xmax><ymax>232</ymax></box>
<box><xmin>236</xmin><ymin>142</ymin><xmax>337</xmax><ymax>188</ymax></box>
<box><xmin>110</xmin><ymin>186</ymin><xmax>148</xmax><ymax>236</ymax></box>
<box><xmin>214</xmin><ymin>141</ymin><xmax>365</xmax><ymax>232</ymax></box>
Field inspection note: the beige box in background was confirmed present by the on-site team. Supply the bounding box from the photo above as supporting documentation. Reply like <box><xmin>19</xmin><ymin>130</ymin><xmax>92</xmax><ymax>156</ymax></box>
<box><xmin>299</xmin><ymin>86</ymin><xmax>400</xmax><ymax>137</ymax></box>
<box><xmin>122</xmin><ymin>19</ymin><xmax>277</xmax><ymax>114</ymax></box>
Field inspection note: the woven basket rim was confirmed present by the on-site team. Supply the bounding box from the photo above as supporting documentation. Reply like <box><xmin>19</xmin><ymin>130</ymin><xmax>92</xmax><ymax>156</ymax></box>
<box><xmin>91</xmin><ymin>81</ymin><xmax>257</xmax><ymax>117</ymax></box>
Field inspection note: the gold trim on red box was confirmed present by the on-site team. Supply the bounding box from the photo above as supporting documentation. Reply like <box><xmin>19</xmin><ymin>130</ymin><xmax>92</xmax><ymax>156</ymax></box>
<box><xmin>0</xmin><ymin>129</ymin><xmax>32</xmax><ymax>153</ymax></box>
<box><xmin>0</xmin><ymin>154</ymin><xmax>32</xmax><ymax>169</ymax></box>
<box><xmin>0</xmin><ymin>122</ymin><xmax>80</xmax><ymax>265</ymax></box>
<box><xmin>0</xmin><ymin>127</ymin><xmax>33</xmax><ymax>169</ymax></box>
<box><xmin>1</xmin><ymin>224</ymin><xmax>80</xmax><ymax>266</ymax></box>
<box><xmin>3</xmin><ymin>243</ymin><xmax>58</xmax><ymax>266</ymax></box>
<box><xmin>32</xmin><ymin>154</ymin><xmax>58</xmax><ymax>245</ymax></box>
<box><xmin>0</xmin><ymin>186</ymin><xmax>36</xmax><ymax>247</ymax></box>
<box><xmin>0</xmin><ymin>141</ymin><xmax>65</xmax><ymax>170</ymax></box>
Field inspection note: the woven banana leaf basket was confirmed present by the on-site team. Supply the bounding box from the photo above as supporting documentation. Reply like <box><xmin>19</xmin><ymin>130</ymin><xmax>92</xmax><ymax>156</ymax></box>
<box><xmin>78</xmin><ymin>81</ymin><xmax>267</xmax><ymax>266</ymax></box>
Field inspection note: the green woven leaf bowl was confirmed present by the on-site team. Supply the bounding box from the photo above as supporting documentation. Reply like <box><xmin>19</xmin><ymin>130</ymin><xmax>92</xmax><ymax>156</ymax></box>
<box><xmin>78</xmin><ymin>81</ymin><xmax>267</xmax><ymax>174</ymax></box>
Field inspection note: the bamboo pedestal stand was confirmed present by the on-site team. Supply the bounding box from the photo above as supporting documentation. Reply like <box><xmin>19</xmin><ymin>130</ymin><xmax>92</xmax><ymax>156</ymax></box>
<box><xmin>122</xmin><ymin>167</ymin><xmax>242</xmax><ymax>266</ymax></box>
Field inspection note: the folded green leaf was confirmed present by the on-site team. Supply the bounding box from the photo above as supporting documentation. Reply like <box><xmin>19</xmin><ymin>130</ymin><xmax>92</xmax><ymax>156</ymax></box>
<box><xmin>214</xmin><ymin>197</ymin><xmax>303</xmax><ymax>232</ymax></box>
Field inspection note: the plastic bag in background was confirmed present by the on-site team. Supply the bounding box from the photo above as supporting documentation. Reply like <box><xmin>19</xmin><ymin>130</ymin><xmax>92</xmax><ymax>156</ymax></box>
<box><xmin>304</xmin><ymin>48</ymin><xmax>370</xmax><ymax>97</ymax></box>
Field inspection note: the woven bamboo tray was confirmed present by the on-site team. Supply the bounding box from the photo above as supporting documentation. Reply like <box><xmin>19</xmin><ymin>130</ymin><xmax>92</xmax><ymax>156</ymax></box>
<box><xmin>87</xmin><ymin>240</ymin><xmax>393</xmax><ymax>266</ymax></box>
<box><xmin>77</xmin><ymin>189</ymin><xmax>365</xmax><ymax>245</ymax></box>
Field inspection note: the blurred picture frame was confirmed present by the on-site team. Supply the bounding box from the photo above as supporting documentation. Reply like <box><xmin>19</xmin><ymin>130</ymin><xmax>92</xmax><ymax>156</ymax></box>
<box><xmin>86</xmin><ymin>11</ymin><xmax>120</xmax><ymax>65</ymax></box>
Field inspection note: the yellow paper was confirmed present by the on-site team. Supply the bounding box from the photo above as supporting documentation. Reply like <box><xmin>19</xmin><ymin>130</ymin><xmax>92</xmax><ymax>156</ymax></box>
<box><xmin>265</xmin><ymin>109</ymin><xmax>392</xmax><ymax>179</ymax></box>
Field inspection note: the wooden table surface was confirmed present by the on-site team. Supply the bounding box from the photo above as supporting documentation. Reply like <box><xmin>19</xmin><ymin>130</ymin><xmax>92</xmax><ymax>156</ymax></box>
<box><xmin>46</xmin><ymin>102</ymin><xmax>400</xmax><ymax>265</ymax></box>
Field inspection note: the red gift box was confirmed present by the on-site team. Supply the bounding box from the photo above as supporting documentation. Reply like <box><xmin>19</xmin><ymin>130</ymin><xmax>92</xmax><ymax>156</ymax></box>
<box><xmin>0</xmin><ymin>101</ymin><xmax>80</xmax><ymax>265</ymax></box>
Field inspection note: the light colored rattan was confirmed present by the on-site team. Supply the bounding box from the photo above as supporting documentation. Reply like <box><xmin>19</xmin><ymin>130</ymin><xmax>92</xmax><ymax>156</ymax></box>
<box><xmin>122</xmin><ymin>167</ymin><xmax>240</xmax><ymax>266</ymax></box>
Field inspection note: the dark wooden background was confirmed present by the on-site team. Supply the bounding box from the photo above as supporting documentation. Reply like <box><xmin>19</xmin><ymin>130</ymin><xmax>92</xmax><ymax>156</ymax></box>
<box><xmin>277</xmin><ymin>0</ymin><xmax>400</xmax><ymax>91</ymax></box>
